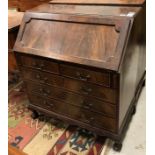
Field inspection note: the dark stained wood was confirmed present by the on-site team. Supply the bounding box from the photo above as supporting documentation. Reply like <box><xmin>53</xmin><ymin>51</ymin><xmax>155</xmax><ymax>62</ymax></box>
<box><xmin>50</xmin><ymin>0</ymin><xmax>145</xmax><ymax>6</ymax></box>
<box><xmin>118</xmin><ymin>6</ymin><xmax>146</xmax><ymax>129</ymax></box>
<box><xmin>19</xmin><ymin>67</ymin><xmax>63</xmax><ymax>86</ymax></box>
<box><xmin>14</xmin><ymin>1</ymin><xmax>146</xmax><ymax>151</ymax></box>
<box><xmin>19</xmin><ymin>67</ymin><xmax>117</xmax><ymax>103</ymax></box>
<box><xmin>26</xmin><ymin>81</ymin><xmax>117</xmax><ymax>117</ymax></box>
<box><xmin>60</xmin><ymin>64</ymin><xmax>111</xmax><ymax>87</ymax></box>
<box><xmin>28</xmin><ymin>93</ymin><xmax>117</xmax><ymax>132</ymax></box>
<box><xmin>16</xmin><ymin>54</ymin><xmax>59</xmax><ymax>74</ymax></box>
<box><xmin>14</xmin><ymin>12</ymin><xmax>130</xmax><ymax>71</ymax></box>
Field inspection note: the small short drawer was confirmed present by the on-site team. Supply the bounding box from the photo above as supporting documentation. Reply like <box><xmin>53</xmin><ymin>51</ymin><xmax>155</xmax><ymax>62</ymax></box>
<box><xmin>28</xmin><ymin>94</ymin><xmax>117</xmax><ymax>133</ymax></box>
<box><xmin>20</xmin><ymin>67</ymin><xmax>63</xmax><ymax>87</ymax></box>
<box><xmin>60</xmin><ymin>64</ymin><xmax>111</xmax><ymax>87</ymax></box>
<box><xmin>16</xmin><ymin>54</ymin><xmax>59</xmax><ymax>74</ymax></box>
<box><xmin>26</xmin><ymin>81</ymin><xmax>116</xmax><ymax>117</ymax></box>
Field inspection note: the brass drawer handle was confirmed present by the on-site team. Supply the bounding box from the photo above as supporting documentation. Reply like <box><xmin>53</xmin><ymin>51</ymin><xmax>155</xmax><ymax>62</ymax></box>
<box><xmin>36</xmin><ymin>74</ymin><xmax>41</xmax><ymax>79</ymax></box>
<box><xmin>82</xmin><ymin>102</ymin><xmax>93</xmax><ymax>109</ymax></box>
<box><xmin>80</xmin><ymin>86</ymin><xmax>92</xmax><ymax>95</ymax></box>
<box><xmin>76</xmin><ymin>72</ymin><xmax>90</xmax><ymax>81</ymax></box>
<box><xmin>43</xmin><ymin>77</ymin><xmax>48</xmax><ymax>83</ymax></box>
<box><xmin>83</xmin><ymin>105</ymin><xmax>90</xmax><ymax>110</ymax></box>
<box><xmin>33</xmin><ymin>62</ymin><xmax>45</xmax><ymax>70</ymax></box>
<box><xmin>43</xmin><ymin>101</ymin><xmax>54</xmax><ymax>108</ymax></box>
<box><xmin>35</xmin><ymin>74</ymin><xmax>48</xmax><ymax>83</ymax></box>
<box><xmin>39</xmin><ymin>88</ymin><xmax>51</xmax><ymax>96</ymax></box>
<box><xmin>83</xmin><ymin>117</ymin><xmax>95</xmax><ymax>124</ymax></box>
<box><xmin>83</xmin><ymin>103</ymin><xmax>93</xmax><ymax>110</ymax></box>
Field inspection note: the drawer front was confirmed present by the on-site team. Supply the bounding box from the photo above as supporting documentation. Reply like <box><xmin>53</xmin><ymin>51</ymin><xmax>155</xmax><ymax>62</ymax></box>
<box><xmin>16</xmin><ymin>54</ymin><xmax>59</xmax><ymax>74</ymax></box>
<box><xmin>21</xmin><ymin>67</ymin><xmax>117</xmax><ymax>103</ymax></box>
<box><xmin>63</xmin><ymin>78</ymin><xmax>117</xmax><ymax>103</ymax></box>
<box><xmin>29</xmin><ymin>94</ymin><xmax>117</xmax><ymax>132</ymax></box>
<box><xmin>60</xmin><ymin>64</ymin><xmax>110</xmax><ymax>87</ymax></box>
<box><xmin>20</xmin><ymin>68</ymin><xmax>63</xmax><ymax>87</ymax></box>
<box><xmin>26</xmin><ymin>81</ymin><xmax>116</xmax><ymax>117</ymax></box>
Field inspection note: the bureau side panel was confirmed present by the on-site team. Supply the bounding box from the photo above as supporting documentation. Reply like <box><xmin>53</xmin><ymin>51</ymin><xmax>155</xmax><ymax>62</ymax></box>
<box><xmin>119</xmin><ymin>7</ymin><xmax>146</xmax><ymax>129</ymax></box>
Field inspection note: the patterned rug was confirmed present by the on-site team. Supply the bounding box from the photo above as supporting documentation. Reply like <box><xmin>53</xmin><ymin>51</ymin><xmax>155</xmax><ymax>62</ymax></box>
<box><xmin>8</xmin><ymin>84</ymin><xmax>108</xmax><ymax>155</ymax></box>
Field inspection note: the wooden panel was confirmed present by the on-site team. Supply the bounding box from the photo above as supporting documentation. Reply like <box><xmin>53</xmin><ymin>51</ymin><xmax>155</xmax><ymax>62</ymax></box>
<box><xmin>29</xmin><ymin>93</ymin><xmax>117</xmax><ymax>132</ymax></box>
<box><xmin>21</xmin><ymin>20</ymin><xmax>119</xmax><ymax>63</ymax></box>
<box><xmin>26</xmin><ymin>81</ymin><xmax>116</xmax><ymax>117</ymax></box>
<box><xmin>60</xmin><ymin>64</ymin><xmax>111</xmax><ymax>87</ymax></box>
<box><xmin>14</xmin><ymin>13</ymin><xmax>130</xmax><ymax>71</ymax></box>
<box><xmin>49</xmin><ymin>0</ymin><xmax>145</xmax><ymax>6</ymax></box>
<box><xmin>118</xmin><ymin>7</ymin><xmax>146</xmax><ymax>129</ymax></box>
<box><xmin>29</xmin><ymin>4</ymin><xmax>141</xmax><ymax>17</ymax></box>
<box><xmin>16</xmin><ymin>54</ymin><xmax>59</xmax><ymax>74</ymax></box>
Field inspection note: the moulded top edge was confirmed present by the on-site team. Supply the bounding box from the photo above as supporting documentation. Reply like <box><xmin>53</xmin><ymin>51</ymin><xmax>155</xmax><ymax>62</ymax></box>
<box><xmin>49</xmin><ymin>0</ymin><xmax>146</xmax><ymax>6</ymax></box>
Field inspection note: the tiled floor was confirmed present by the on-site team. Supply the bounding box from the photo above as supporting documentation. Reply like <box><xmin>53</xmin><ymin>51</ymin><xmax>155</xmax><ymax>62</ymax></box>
<box><xmin>101</xmin><ymin>87</ymin><xmax>146</xmax><ymax>155</ymax></box>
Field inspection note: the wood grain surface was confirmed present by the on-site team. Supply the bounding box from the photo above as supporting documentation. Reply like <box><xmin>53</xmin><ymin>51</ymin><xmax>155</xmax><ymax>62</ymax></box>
<box><xmin>49</xmin><ymin>0</ymin><xmax>145</xmax><ymax>5</ymax></box>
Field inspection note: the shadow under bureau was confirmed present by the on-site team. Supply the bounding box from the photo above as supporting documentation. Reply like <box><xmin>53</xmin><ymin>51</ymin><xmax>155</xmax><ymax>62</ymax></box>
<box><xmin>13</xmin><ymin>0</ymin><xmax>146</xmax><ymax>151</ymax></box>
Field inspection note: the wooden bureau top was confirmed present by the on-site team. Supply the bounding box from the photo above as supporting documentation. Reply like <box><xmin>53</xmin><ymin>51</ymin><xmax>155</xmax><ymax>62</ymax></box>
<box><xmin>30</xmin><ymin>3</ymin><xmax>141</xmax><ymax>16</ymax></box>
<box><xmin>8</xmin><ymin>11</ymin><xmax>24</xmax><ymax>31</ymax></box>
<box><xmin>13</xmin><ymin>4</ymin><xmax>142</xmax><ymax>71</ymax></box>
<box><xmin>49</xmin><ymin>0</ymin><xmax>145</xmax><ymax>6</ymax></box>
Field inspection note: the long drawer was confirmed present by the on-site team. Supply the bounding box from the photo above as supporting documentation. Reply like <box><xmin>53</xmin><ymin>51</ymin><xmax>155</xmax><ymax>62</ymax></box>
<box><xmin>20</xmin><ymin>68</ymin><xmax>117</xmax><ymax>103</ymax></box>
<box><xmin>28</xmin><ymin>93</ymin><xmax>117</xmax><ymax>132</ymax></box>
<box><xmin>26</xmin><ymin>81</ymin><xmax>116</xmax><ymax>117</ymax></box>
<box><xmin>21</xmin><ymin>68</ymin><xmax>117</xmax><ymax>103</ymax></box>
<box><xmin>63</xmin><ymin>78</ymin><xmax>117</xmax><ymax>103</ymax></box>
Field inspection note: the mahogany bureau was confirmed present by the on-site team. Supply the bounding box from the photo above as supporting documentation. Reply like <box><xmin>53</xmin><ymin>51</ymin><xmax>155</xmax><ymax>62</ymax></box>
<box><xmin>13</xmin><ymin>0</ymin><xmax>146</xmax><ymax>151</ymax></box>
